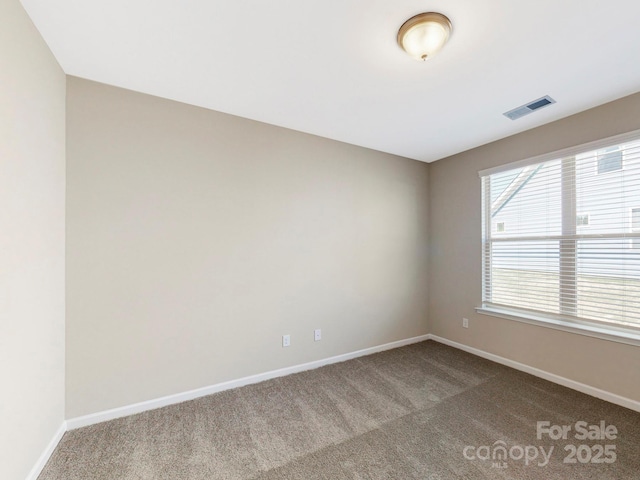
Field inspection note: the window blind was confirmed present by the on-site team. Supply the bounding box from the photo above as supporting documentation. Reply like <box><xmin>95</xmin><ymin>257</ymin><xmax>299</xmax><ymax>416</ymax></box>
<box><xmin>481</xmin><ymin>137</ymin><xmax>640</xmax><ymax>330</ymax></box>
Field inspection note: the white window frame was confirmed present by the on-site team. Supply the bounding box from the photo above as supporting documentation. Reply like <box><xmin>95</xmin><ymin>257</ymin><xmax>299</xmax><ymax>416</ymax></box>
<box><xmin>631</xmin><ymin>207</ymin><xmax>640</xmax><ymax>250</ymax></box>
<box><xmin>477</xmin><ymin>130</ymin><xmax>640</xmax><ymax>347</ymax></box>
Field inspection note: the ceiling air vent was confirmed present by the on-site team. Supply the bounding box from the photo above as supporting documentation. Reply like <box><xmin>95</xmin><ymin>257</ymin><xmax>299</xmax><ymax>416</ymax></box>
<box><xmin>503</xmin><ymin>95</ymin><xmax>556</xmax><ymax>120</ymax></box>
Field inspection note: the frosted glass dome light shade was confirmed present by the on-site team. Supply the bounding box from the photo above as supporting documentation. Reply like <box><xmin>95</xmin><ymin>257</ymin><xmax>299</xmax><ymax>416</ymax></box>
<box><xmin>398</xmin><ymin>12</ymin><xmax>452</xmax><ymax>61</ymax></box>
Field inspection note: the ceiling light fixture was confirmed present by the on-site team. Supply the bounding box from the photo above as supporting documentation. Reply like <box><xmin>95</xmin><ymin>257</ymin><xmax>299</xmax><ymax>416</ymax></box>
<box><xmin>397</xmin><ymin>12</ymin><xmax>452</xmax><ymax>61</ymax></box>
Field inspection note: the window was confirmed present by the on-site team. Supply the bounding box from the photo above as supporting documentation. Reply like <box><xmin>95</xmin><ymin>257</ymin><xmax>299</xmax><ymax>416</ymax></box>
<box><xmin>479</xmin><ymin>132</ymin><xmax>640</xmax><ymax>343</ymax></box>
<box><xmin>576</xmin><ymin>214</ymin><xmax>590</xmax><ymax>227</ymax></box>
<box><xmin>597</xmin><ymin>147</ymin><xmax>623</xmax><ymax>174</ymax></box>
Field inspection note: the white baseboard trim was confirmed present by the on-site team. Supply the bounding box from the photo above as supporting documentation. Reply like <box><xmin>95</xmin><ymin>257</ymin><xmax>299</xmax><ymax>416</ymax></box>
<box><xmin>66</xmin><ymin>334</ymin><xmax>431</xmax><ymax>430</ymax></box>
<box><xmin>427</xmin><ymin>334</ymin><xmax>640</xmax><ymax>413</ymax></box>
<box><xmin>26</xmin><ymin>421</ymin><xmax>66</xmax><ymax>480</ymax></box>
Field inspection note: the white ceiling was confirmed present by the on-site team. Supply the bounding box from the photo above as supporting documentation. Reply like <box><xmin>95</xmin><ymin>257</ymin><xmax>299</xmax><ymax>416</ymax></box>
<box><xmin>21</xmin><ymin>0</ymin><xmax>640</xmax><ymax>162</ymax></box>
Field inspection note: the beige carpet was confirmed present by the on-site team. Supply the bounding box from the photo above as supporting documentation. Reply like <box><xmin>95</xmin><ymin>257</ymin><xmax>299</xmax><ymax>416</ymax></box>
<box><xmin>39</xmin><ymin>341</ymin><xmax>640</xmax><ymax>479</ymax></box>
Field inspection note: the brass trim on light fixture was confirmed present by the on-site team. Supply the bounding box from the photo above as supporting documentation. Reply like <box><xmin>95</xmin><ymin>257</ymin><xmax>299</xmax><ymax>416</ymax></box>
<box><xmin>397</xmin><ymin>12</ymin><xmax>452</xmax><ymax>61</ymax></box>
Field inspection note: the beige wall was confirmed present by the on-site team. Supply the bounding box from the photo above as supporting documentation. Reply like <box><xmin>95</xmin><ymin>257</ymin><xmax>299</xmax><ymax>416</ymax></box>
<box><xmin>65</xmin><ymin>77</ymin><xmax>430</xmax><ymax>418</ymax></box>
<box><xmin>429</xmin><ymin>92</ymin><xmax>640</xmax><ymax>402</ymax></box>
<box><xmin>0</xmin><ymin>0</ymin><xmax>66</xmax><ymax>478</ymax></box>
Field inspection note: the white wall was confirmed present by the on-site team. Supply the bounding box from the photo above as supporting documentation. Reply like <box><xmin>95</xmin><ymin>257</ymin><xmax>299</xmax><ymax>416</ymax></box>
<box><xmin>65</xmin><ymin>77</ymin><xmax>430</xmax><ymax>418</ymax></box>
<box><xmin>0</xmin><ymin>1</ymin><xmax>66</xmax><ymax>478</ymax></box>
<box><xmin>429</xmin><ymin>92</ymin><xmax>640</xmax><ymax>402</ymax></box>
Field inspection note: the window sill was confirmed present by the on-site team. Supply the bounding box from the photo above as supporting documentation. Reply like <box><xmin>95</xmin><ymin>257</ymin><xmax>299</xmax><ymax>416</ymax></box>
<box><xmin>476</xmin><ymin>306</ymin><xmax>640</xmax><ymax>347</ymax></box>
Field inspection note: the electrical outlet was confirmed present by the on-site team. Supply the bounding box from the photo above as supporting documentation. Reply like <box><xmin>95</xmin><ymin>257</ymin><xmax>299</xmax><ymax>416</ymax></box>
<box><xmin>314</xmin><ymin>329</ymin><xmax>321</xmax><ymax>341</ymax></box>
<box><xmin>462</xmin><ymin>318</ymin><xmax>469</xmax><ymax>328</ymax></box>
<box><xmin>282</xmin><ymin>334</ymin><xmax>291</xmax><ymax>347</ymax></box>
